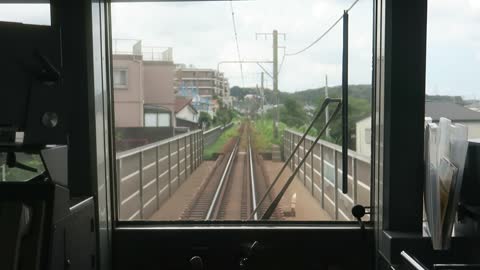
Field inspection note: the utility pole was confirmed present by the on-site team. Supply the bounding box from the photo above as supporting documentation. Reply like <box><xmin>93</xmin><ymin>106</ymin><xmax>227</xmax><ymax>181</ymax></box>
<box><xmin>255</xmin><ymin>30</ymin><xmax>286</xmax><ymax>139</ymax></box>
<box><xmin>273</xmin><ymin>30</ymin><xmax>279</xmax><ymax>138</ymax></box>
<box><xmin>325</xmin><ymin>74</ymin><xmax>331</xmax><ymax>138</ymax></box>
<box><xmin>261</xmin><ymin>72</ymin><xmax>265</xmax><ymax>115</ymax></box>
<box><xmin>255</xmin><ymin>84</ymin><xmax>260</xmax><ymax>118</ymax></box>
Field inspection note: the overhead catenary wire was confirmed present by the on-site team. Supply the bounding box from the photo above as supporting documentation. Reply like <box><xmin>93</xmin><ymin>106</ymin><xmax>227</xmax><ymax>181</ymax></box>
<box><xmin>285</xmin><ymin>0</ymin><xmax>360</xmax><ymax>57</ymax></box>
<box><xmin>229</xmin><ymin>1</ymin><xmax>245</xmax><ymax>87</ymax></box>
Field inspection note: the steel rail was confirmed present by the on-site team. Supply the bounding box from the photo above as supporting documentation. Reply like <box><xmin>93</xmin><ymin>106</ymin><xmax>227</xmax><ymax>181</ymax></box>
<box><xmin>248</xmin><ymin>136</ymin><xmax>258</xmax><ymax>220</ymax></box>
<box><xmin>205</xmin><ymin>138</ymin><xmax>240</xmax><ymax>220</ymax></box>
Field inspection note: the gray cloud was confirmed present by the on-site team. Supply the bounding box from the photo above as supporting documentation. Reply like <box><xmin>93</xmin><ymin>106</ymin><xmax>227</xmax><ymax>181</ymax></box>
<box><xmin>112</xmin><ymin>0</ymin><xmax>373</xmax><ymax>92</ymax></box>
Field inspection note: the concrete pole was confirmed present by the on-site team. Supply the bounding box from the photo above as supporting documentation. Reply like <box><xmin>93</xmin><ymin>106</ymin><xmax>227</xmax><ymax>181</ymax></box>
<box><xmin>325</xmin><ymin>74</ymin><xmax>331</xmax><ymax>138</ymax></box>
<box><xmin>273</xmin><ymin>30</ymin><xmax>279</xmax><ymax>139</ymax></box>
<box><xmin>261</xmin><ymin>72</ymin><xmax>265</xmax><ymax>115</ymax></box>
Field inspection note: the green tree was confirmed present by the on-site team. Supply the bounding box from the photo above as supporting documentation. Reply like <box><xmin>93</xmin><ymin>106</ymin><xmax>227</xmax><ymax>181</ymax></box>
<box><xmin>312</xmin><ymin>96</ymin><xmax>371</xmax><ymax>150</ymax></box>
<box><xmin>279</xmin><ymin>97</ymin><xmax>307</xmax><ymax>128</ymax></box>
<box><xmin>199</xmin><ymin>111</ymin><xmax>212</xmax><ymax>129</ymax></box>
<box><xmin>214</xmin><ymin>107</ymin><xmax>234</xmax><ymax>127</ymax></box>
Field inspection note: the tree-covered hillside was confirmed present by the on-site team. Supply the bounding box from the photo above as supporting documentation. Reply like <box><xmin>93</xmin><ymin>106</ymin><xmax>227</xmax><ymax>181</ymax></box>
<box><xmin>426</xmin><ymin>95</ymin><xmax>467</xmax><ymax>105</ymax></box>
<box><xmin>231</xmin><ymin>84</ymin><xmax>466</xmax><ymax>106</ymax></box>
<box><xmin>231</xmin><ymin>84</ymin><xmax>372</xmax><ymax>106</ymax></box>
<box><xmin>231</xmin><ymin>84</ymin><xmax>469</xmax><ymax>150</ymax></box>
<box><xmin>287</xmin><ymin>84</ymin><xmax>372</xmax><ymax>105</ymax></box>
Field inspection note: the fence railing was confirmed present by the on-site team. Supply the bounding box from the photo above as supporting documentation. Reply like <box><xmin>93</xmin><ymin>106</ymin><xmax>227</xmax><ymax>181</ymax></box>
<box><xmin>283</xmin><ymin>129</ymin><xmax>371</xmax><ymax>221</ymax></box>
<box><xmin>116</xmin><ymin>130</ymin><xmax>203</xmax><ymax>220</ymax></box>
<box><xmin>203</xmin><ymin>122</ymin><xmax>234</xmax><ymax>147</ymax></box>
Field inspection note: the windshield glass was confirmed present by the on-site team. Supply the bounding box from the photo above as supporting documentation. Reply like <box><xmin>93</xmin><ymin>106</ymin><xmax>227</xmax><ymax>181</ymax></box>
<box><xmin>111</xmin><ymin>0</ymin><xmax>373</xmax><ymax>222</ymax></box>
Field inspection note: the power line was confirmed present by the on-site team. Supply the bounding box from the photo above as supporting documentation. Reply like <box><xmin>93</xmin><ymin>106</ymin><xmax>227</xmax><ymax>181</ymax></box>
<box><xmin>285</xmin><ymin>0</ymin><xmax>360</xmax><ymax>57</ymax></box>
<box><xmin>229</xmin><ymin>1</ymin><xmax>245</xmax><ymax>87</ymax></box>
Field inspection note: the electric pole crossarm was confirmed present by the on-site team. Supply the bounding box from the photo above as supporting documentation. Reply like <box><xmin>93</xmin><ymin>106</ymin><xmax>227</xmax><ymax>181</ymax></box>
<box><xmin>256</xmin><ymin>32</ymin><xmax>287</xmax><ymax>40</ymax></box>
<box><xmin>254</xmin><ymin>30</ymin><xmax>287</xmax><ymax>139</ymax></box>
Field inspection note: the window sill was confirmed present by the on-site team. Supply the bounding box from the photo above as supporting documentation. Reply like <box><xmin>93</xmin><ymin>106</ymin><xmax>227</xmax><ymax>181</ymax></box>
<box><xmin>115</xmin><ymin>220</ymin><xmax>372</xmax><ymax>230</ymax></box>
<box><xmin>380</xmin><ymin>230</ymin><xmax>480</xmax><ymax>266</ymax></box>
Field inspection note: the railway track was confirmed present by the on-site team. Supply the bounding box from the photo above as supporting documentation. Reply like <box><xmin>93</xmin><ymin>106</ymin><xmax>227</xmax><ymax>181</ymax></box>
<box><xmin>181</xmin><ymin>122</ymin><xmax>283</xmax><ymax>221</ymax></box>
<box><xmin>248</xmin><ymin>135</ymin><xmax>284</xmax><ymax>220</ymax></box>
<box><xmin>181</xmin><ymin>137</ymin><xmax>239</xmax><ymax>220</ymax></box>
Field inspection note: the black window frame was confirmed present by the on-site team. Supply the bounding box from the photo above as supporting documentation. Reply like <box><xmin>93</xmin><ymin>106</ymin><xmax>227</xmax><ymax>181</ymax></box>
<box><xmin>40</xmin><ymin>0</ymin><xmax>432</xmax><ymax>268</ymax></box>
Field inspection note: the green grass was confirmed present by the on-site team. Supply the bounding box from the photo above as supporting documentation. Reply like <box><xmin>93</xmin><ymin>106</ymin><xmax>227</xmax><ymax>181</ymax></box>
<box><xmin>252</xmin><ymin>118</ymin><xmax>287</xmax><ymax>152</ymax></box>
<box><xmin>203</xmin><ymin>123</ymin><xmax>239</xmax><ymax>160</ymax></box>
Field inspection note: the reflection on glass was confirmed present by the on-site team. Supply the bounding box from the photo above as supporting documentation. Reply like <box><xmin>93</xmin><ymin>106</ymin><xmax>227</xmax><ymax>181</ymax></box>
<box><xmin>423</xmin><ymin>0</ymin><xmax>480</xmax><ymax>236</ymax></box>
<box><xmin>0</xmin><ymin>4</ymin><xmax>51</xmax><ymax>26</ymax></box>
<box><xmin>0</xmin><ymin>153</ymin><xmax>45</xmax><ymax>182</ymax></box>
<box><xmin>425</xmin><ymin>0</ymin><xmax>480</xmax><ymax>140</ymax></box>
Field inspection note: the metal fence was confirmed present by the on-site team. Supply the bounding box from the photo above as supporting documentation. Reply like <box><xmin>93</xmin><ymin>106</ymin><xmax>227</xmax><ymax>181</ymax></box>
<box><xmin>203</xmin><ymin>123</ymin><xmax>234</xmax><ymax>147</ymax></box>
<box><xmin>116</xmin><ymin>130</ymin><xmax>203</xmax><ymax>220</ymax></box>
<box><xmin>283</xmin><ymin>129</ymin><xmax>371</xmax><ymax>221</ymax></box>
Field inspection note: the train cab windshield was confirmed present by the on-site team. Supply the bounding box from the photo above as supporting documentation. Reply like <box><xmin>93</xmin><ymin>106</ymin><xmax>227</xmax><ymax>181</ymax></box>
<box><xmin>1</xmin><ymin>1</ymin><xmax>479</xmax><ymax>270</ymax></box>
<box><xmin>111</xmin><ymin>0</ymin><xmax>374</xmax><ymax>223</ymax></box>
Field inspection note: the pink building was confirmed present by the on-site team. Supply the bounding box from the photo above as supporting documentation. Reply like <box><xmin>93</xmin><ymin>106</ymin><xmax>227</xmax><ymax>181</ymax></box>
<box><xmin>113</xmin><ymin>54</ymin><xmax>144</xmax><ymax>127</ymax></box>
<box><xmin>113</xmin><ymin>46</ymin><xmax>176</xmax><ymax>128</ymax></box>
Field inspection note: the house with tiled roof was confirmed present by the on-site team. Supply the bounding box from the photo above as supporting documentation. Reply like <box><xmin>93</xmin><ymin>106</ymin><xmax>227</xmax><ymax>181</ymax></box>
<box><xmin>175</xmin><ymin>97</ymin><xmax>198</xmax><ymax>127</ymax></box>
<box><xmin>355</xmin><ymin>101</ymin><xmax>480</xmax><ymax>156</ymax></box>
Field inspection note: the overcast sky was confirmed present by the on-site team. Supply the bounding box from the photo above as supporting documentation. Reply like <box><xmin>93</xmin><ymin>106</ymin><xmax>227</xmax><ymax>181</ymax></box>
<box><xmin>1</xmin><ymin>0</ymin><xmax>479</xmax><ymax>98</ymax></box>
<box><xmin>111</xmin><ymin>0</ymin><xmax>373</xmax><ymax>93</ymax></box>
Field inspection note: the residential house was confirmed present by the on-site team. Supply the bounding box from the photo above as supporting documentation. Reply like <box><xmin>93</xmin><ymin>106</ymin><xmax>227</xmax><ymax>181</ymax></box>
<box><xmin>113</xmin><ymin>40</ymin><xmax>176</xmax><ymax>128</ymax></box>
<box><xmin>175</xmin><ymin>97</ymin><xmax>198</xmax><ymax>124</ymax></box>
<box><xmin>355</xmin><ymin>117</ymin><xmax>372</xmax><ymax>156</ymax></box>
<box><xmin>466</xmin><ymin>101</ymin><xmax>480</xmax><ymax>112</ymax></box>
<box><xmin>355</xmin><ymin>101</ymin><xmax>480</xmax><ymax>156</ymax></box>
<box><xmin>425</xmin><ymin>101</ymin><xmax>480</xmax><ymax>138</ymax></box>
<box><xmin>177</xmin><ymin>84</ymin><xmax>215</xmax><ymax>117</ymax></box>
<box><xmin>143</xmin><ymin>60</ymin><xmax>176</xmax><ymax>127</ymax></box>
<box><xmin>113</xmin><ymin>54</ymin><xmax>144</xmax><ymax>127</ymax></box>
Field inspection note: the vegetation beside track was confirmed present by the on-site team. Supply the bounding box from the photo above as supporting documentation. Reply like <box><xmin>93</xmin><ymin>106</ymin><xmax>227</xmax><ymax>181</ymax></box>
<box><xmin>252</xmin><ymin>118</ymin><xmax>287</xmax><ymax>152</ymax></box>
<box><xmin>203</xmin><ymin>122</ymin><xmax>240</xmax><ymax>160</ymax></box>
